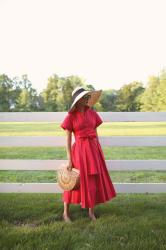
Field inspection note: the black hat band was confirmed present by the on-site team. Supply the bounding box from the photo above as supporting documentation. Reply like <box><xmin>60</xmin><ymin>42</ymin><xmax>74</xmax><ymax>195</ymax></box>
<box><xmin>72</xmin><ymin>88</ymin><xmax>86</xmax><ymax>102</ymax></box>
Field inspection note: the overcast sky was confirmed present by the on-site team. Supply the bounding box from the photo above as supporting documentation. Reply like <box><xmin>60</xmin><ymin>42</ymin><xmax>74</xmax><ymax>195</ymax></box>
<box><xmin>0</xmin><ymin>0</ymin><xmax>166</xmax><ymax>94</ymax></box>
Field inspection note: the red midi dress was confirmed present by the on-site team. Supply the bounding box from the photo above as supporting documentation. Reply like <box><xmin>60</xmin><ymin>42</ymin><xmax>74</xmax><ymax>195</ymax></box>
<box><xmin>60</xmin><ymin>105</ymin><xmax>117</xmax><ymax>208</ymax></box>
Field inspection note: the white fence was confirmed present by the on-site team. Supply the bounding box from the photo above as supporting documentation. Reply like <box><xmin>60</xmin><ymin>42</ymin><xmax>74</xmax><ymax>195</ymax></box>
<box><xmin>0</xmin><ymin>111</ymin><xmax>166</xmax><ymax>193</ymax></box>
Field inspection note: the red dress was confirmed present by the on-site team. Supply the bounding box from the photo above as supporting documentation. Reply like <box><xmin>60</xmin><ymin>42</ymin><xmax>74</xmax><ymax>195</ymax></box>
<box><xmin>60</xmin><ymin>105</ymin><xmax>117</xmax><ymax>208</ymax></box>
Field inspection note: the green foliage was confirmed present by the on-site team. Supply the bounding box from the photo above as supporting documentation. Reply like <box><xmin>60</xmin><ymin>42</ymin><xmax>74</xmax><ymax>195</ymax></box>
<box><xmin>0</xmin><ymin>68</ymin><xmax>166</xmax><ymax>112</ymax></box>
<box><xmin>59</xmin><ymin>75</ymin><xmax>85</xmax><ymax>111</ymax></box>
<box><xmin>0</xmin><ymin>74</ymin><xmax>43</xmax><ymax>111</ymax></box>
<box><xmin>40</xmin><ymin>74</ymin><xmax>59</xmax><ymax>111</ymax></box>
<box><xmin>116</xmin><ymin>81</ymin><xmax>145</xmax><ymax>111</ymax></box>
<box><xmin>99</xmin><ymin>89</ymin><xmax>118</xmax><ymax>111</ymax></box>
<box><xmin>40</xmin><ymin>74</ymin><xmax>86</xmax><ymax>111</ymax></box>
<box><xmin>0</xmin><ymin>74</ymin><xmax>14</xmax><ymax>111</ymax></box>
<box><xmin>140</xmin><ymin>68</ymin><xmax>166</xmax><ymax>111</ymax></box>
<box><xmin>15</xmin><ymin>75</ymin><xmax>41</xmax><ymax>111</ymax></box>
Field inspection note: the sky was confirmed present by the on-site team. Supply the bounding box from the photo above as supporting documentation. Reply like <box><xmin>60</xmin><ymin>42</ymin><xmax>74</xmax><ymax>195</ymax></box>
<box><xmin>0</xmin><ymin>0</ymin><xmax>166</xmax><ymax>94</ymax></box>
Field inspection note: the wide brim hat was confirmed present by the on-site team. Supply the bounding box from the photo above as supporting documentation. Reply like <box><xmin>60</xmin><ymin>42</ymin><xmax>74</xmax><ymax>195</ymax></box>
<box><xmin>69</xmin><ymin>86</ymin><xmax>102</xmax><ymax>112</ymax></box>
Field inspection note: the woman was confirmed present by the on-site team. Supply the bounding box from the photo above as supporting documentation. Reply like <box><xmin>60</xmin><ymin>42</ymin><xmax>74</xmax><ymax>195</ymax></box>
<box><xmin>60</xmin><ymin>87</ymin><xmax>117</xmax><ymax>222</ymax></box>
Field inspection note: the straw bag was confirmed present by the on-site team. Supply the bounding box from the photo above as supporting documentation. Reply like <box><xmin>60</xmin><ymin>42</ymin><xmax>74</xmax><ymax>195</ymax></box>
<box><xmin>57</xmin><ymin>165</ymin><xmax>80</xmax><ymax>191</ymax></box>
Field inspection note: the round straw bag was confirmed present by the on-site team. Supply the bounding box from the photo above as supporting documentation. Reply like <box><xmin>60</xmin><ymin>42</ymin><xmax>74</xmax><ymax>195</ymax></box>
<box><xmin>57</xmin><ymin>164</ymin><xmax>80</xmax><ymax>191</ymax></box>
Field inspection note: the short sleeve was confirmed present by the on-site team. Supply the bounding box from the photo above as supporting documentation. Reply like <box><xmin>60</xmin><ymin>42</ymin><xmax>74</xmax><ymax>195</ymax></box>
<box><xmin>95</xmin><ymin>111</ymin><xmax>103</xmax><ymax>128</ymax></box>
<box><xmin>60</xmin><ymin>113</ymin><xmax>73</xmax><ymax>132</ymax></box>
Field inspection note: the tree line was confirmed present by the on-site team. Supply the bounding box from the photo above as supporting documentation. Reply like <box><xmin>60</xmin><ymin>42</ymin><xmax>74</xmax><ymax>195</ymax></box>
<box><xmin>0</xmin><ymin>68</ymin><xmax>166</xmax><ymax>112</ymax></box>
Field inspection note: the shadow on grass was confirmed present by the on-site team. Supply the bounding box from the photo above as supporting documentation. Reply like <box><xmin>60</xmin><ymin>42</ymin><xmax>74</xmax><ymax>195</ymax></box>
<box><xmin>0</xmin><ymin>193</ymin><xmax>166</xmax><ymax>250</ymax></box>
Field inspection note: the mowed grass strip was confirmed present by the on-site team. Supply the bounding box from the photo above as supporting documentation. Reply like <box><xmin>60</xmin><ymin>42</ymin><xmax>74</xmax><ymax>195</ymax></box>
<box><xmin>0</xmin><ymin>170</ymin><xmax>166</xmax><ymax>183</ymax></box>
<box><xmin>0</xmin><ymin>146</ymin><xmax>166</xmax><ymax>159</ymax></box>
<box><xmin>0</xmin><ymin>193</ymin><xmax>166</xmax><ymax>250</ymax></box>
<box><xmin>0</xmin><ymin>121</ymin><xmax>165</xmax><ymax>185</ymax></box>
<box><xmin>0</xmin><ymin>121</ymin><xmax>166</xmax><ymax>136</ymax></box>
<box><xmin>0</xmin><ymin>146</ymin><xmax>166</xmax><ymax>183</ymax></box>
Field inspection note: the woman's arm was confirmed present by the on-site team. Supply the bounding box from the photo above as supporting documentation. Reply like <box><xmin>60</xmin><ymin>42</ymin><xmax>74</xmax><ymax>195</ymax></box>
<box><xmin>66</xmin><ymin>130</ymin><xmax>73</xmax><ymax>170</ymax></box>
<box><xmin>95</xmin><ymin>128</ymin><xmax>98</xmax><ymax>137</ymax></box>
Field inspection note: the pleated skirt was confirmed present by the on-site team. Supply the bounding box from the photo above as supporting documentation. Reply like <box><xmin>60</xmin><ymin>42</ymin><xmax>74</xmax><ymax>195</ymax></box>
<box><xmin>62</xmin><ymin>137</ymin><xmax>117</xmax><ymax>208</ymax></box>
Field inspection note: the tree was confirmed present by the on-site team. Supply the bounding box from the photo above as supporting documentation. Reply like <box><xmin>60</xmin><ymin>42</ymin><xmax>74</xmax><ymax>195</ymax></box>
<box><xmin>15</xmin><ymin>75</ymin><xmax>39</xmax><ymax>111</ymax></box>
<box><xmin>40</xmin><ymin>74</ymin><xmax>59</xmax><ymax>111</ymax></box>
<box><xmin>116</xmin><ymin>81</ymin><xmax>144</xmax><ymax>111</ymax></box>
<box><xmin>99</xmin><ymin>89</ymin><xmax>118</xmax><ymax>111</ymax></box>
<box><xmin>41</xmin><ymin>74</ymin><xmax>86</xmax><ymax>111</ymax></box>
<box><xmin>60</xmin><ymin>75</ymin><xmax>85</xmax><ymax>111</ymax></box>
<box><xmin>140</xmin><ymin>68</ymin><xmax>166</xmax><ymax>111</ymax></box>
<box><xmin>0</xmin><ymin>74</ymin><xmax>14</xmax><ymax>111</ymax></box>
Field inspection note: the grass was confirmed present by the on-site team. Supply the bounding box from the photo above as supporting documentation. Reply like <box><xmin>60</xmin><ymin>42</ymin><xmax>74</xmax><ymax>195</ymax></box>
<box><xmin>0</xmin><ymin>122</ymin><xmax>166</xmax><ymax>249</ymax></box>
<box><xmin>0</xmin><ymin>193</ymin><xmax>166</xmax><ymax>250</ymax></box>
<box><xmin>0</xmin><ymin>170</ymin><xmax>166</xmax><ymax>183</ymax></box>
<box><xmin>0</xmin><ymin>146</ymin><xmax>166</xmax><ymax>159</ymax></box>
<box><xmin>0</xmin><ymin>121</ymin><xmax>166</xmax><ymax>136</ymax></box>
<box><xmin>0</xmin><ymin>146</ymin><xmax>166</xmax><ymax>183</ymax></box>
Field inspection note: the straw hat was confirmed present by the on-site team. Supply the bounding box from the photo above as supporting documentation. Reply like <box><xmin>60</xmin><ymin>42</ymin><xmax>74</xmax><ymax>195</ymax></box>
<box><xmin>57</xmin><ymin>164</ymin><xmax>80</xmax><ymax>191</ymax></box>
<box><xmin>69</xmin><ymin>86</ymin><xmax>102</xmax><ymax>112</ymax></box>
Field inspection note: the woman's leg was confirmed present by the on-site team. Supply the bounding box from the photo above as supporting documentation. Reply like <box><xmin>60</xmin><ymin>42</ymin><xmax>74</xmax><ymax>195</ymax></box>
<box><xmin>89</xmin><ymin>206</ymin><xmax>97</xmax><ymax>220</ymax></box>
<box><xmin>87</xmin><ymin>174</ymin><xmax>97</xmax><ymax>220</ymax></box>
<box><xmin>63</xmin><ymin>202</ymin><xmax>72</xmax><ymax>222</ymax></box>
<box><xmin>63</xmin><ymin>202</ymin><xmax>70</xmax><ymax>216</ymax></box>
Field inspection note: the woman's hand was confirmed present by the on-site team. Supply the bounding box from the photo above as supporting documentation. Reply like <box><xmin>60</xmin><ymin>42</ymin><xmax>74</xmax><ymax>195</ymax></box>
<box><xmin>67</xmin><ymin>160</ymin><xmax>73</xmax><ymax>171</ymax></box>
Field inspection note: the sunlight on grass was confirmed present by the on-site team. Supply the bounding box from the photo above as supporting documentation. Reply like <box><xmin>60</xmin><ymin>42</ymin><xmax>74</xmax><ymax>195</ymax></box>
<box><xmin>0</xmin><ymin>146</ymin><xmax>166</xmax><ymax>159</ymax></box>
<box><xmin>0</xmin><ymin>122</ymin><xmax>166</xmax><ymax>136</ymax></box>
<box><xmin>0</xmin><ymin>170</ymin><xmax>166</xmax><ymax>183</ymax></box>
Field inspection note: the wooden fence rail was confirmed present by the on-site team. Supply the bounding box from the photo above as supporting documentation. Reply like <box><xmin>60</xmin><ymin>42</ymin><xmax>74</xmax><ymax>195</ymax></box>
<box><xmin>0</xmin><ymin>112</ymin><xmax>166</xmax><ymax>193</ymax></box>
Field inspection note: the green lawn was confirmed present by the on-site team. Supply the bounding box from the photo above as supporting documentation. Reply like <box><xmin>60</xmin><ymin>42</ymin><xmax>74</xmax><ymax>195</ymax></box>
<box><xmin>0</xmin><ymin>193</ymin><xmax>166</xmax><ymax>250</ymax></box>
<box><xmin>0</xmin><ymin>146</ymin><xmax>166</xmax><ymax>159</ymax></box>
<box><xmin>0</xmin><ymin>121</ymin><xmax>166</xmax><ymax>136</ymax></box>
<box><xmin>0</xmin><ymin>121</ymin><xmax>166</xmax><ymax>182</ymax></box>
<box><xmin>0</xmin><ymin>146</ymin><xmax>166</xmax><ymax>183</ymax></box>
<box><xmin>0</xmin><ymin>122</ymin><xmax>166</xmax><ymax>249</ymax></box>
<box><xmin>0</xmin><ymin>170</ymin><xmax>166</xmax><ymax>183</ymax></box>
